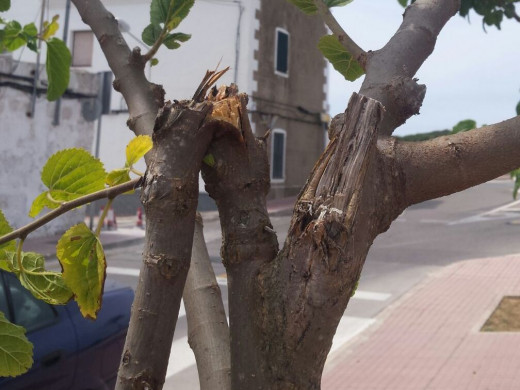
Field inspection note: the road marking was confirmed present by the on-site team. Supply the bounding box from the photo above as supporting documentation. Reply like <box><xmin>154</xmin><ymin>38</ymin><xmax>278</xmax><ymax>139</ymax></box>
<box><xmin>352</xmin><ymin>291</ymin><xmax>390</xmax><ymax>301</ymax></box>
<box><xmin>329</xmin><ymin>316</ymin><xmax>376</xmax><ymax>356</ymax></box>
<box><xmin>106</xmin><ymin>266</ymin><xmax>140</xmax><ymax>276</ymax></box>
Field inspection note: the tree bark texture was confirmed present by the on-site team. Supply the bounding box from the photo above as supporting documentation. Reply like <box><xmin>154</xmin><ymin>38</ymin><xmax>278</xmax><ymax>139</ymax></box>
<box><xmin>201</xmin><ymin>88</ymin><xmax>280</xmax><ymax>389</ymax></box>
<box><xmin>116</xmin><ymin>101</ymin><xmax>214</xmax><ymax>390</ymax></box>
<box><xmin>184</xmin><ymin>213</ymin><xmax>231</xmax><ymax>390</ymax></box>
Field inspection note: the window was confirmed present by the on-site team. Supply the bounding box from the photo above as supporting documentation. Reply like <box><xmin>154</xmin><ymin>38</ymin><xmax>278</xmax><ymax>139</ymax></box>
<box><xmin>5</xmin><ymin>273</ymin><xmax>57</xmax><ymax>333</ymax></box>
<box><xmin>0</xmin><ymin>274</ymin><xmax>10</xmax><ymax>320</ymax></box>
<box><xmin>275</xmin><ymin>28</ymin><xmax>289</xmax><ymax>76</ymax></box>
<box><xmin>271</xmin><ymin>129</ymin><xmax>286</xmax><ymax>181</ymax></box>
<box><xmin>72</xmin><ymin>30</ymin><xmax>94</xmax><ymax>67</ymax></box>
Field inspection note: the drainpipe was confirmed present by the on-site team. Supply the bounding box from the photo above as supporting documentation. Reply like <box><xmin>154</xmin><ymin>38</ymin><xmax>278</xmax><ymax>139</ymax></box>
<box><xmin>233</xmin><ymin>1</ymin><xmax>244</xmax><ymax>84</ymax></box>
<box><xmin>53</xmin><ymin>0</ymin><xmax>72</xmax><ymax>125</ymax></box>
<box><xmin>29</xmin><ymin>0</ymin><xmax>46</xmax><ymax>117</ymax></box>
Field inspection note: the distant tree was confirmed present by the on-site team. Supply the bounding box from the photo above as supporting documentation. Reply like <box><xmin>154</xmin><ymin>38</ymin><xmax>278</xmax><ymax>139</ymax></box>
<box><xmin>1</xmin><ymin>0</ymin><xmax>520</xmax><ymax>389</ymax></box>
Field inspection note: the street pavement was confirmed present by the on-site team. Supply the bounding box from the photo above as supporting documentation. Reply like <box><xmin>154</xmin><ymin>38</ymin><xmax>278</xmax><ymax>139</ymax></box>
<box><xmin>24</xmin><ymin>177</ymin><xmax>520</xmax><ymax>389</ymax></box>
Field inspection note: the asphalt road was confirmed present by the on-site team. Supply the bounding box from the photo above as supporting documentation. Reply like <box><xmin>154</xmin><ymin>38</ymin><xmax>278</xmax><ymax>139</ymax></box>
<box><xmin>103</xmin><ymin>178</ymin><xmax>520</xmax><ymax>389</ymax></box>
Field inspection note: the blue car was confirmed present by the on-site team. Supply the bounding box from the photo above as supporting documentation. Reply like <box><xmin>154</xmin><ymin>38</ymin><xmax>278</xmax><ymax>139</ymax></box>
<box><xmin>0</xmin><ymin>270</ymin><xmax>133</xmax><ymax>390</ymax></box>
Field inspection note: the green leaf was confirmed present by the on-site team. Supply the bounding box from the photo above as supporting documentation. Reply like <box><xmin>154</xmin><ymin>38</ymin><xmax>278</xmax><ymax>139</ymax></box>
<box><xmin>287</xmin><ymin>0</ymin><xmax>318</xmax><ymax>14</ymax></box>
<box><xmin>150</xmin><ymin>58</ymin><xmax>159</xmax><ymax>66</ymax></box>
<box><xmin>163</xmin><ymin>32</ymin><xmax>190</xmax><ymax>49</ymax></box>
<box><xmin>202</xmin><ymin>153</ymin><xmax>216</xmax><ymax>167</ymax></box>
<box><xmin>42</xmin><ymin>15</ymin><xmax>59</xmax><ymax>41</ymax></box>
<box><xmin>0</xmin><ymin>311</ymin><xmax>33</xmax><ymax>377</ymax></box>
<box><xmin>287</xmin><ymin>0</ymin><xmax>353</xmax><ymax>15</ymax></box>
<box><xmin>126</xmin><ymin>135</ymin><xmax>153</xmax><ymax>167</ymax></box>
<box><xmin>45</xmin><ymin>38</ymin><xmax>71</xmax><ymax>101</ymax></box>
<box><xmin>452</xmin><ymin>119</ymin><xmax>476</xmax><ymax>134</ymax></box>
<box><xmin>0</xmin><ymin>209</ymin><xmax>15</xmax><ymax>270</ymax></box>
<box><xmin>142</xmin><ymin>23</ymin><xmax>162</xmax><ymax>46</ymax></box>
<box><xmin>28</xmin><ymin>192</ymin><xmax>58</xmax><ymax>218</ymax></box>
<box><xmin>516</xmin><ymin>100</ymin><xmax>520</xmax><ymax>116</ymax></box>
<box><xmin>56</xmin><ymin>223</ymin><xmax>106</xmax><ymax>319</ymax></box>
<box><xmin>397</xmin><ymin>0</ymin><xmax>408</xmax><ymax>7</ymax></box>
<box><xmin>9</xmin><ymin>252</ymin><xmax>73</xmax><ymax>305</ymax></box>
<box><xmin>106</xmin><ymin>168</ymin><xmax>131</xmax><ymax>186</ymax></box>
<box><xmin>22</xmin><ymin>22</ymin><xmax>37</xmax><ymax>37</ymax></box>
<box><xmin>0</xmin><ymin>0</ymin><xmax>10</xmax><ymax>12</ymax></box>
<box><xmin>325</xmin><ymin>0</ymin><xmax>354</xmax><ymax>7</ymax></box>
<box><xmin>3</xmin><ymin>20</ymin><xmax>26</xmax><ymax>51</ymax></box>
<box><xmin>318</xmin><ymin>35</ymin><xmax>364</xmax><ymax>82</ymax></box>
<box><xmin>150</xmin><ymin>0</ymin><xmax>194</xmax><ymax>26</ymax></box>
<box><xmin>29</xmin><ymin>149</ymin><xmax>106</xmax><ymax>217</ymax></box>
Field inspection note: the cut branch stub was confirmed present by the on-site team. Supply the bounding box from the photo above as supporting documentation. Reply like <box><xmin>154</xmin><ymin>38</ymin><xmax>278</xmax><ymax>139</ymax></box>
<box><xmin>300</xmin><ymin>93</ymin><xmax>383</xmax><ymax>228</ymax></box>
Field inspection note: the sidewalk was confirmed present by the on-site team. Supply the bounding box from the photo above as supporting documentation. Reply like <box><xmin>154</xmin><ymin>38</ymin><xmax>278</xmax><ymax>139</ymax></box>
<box><xmin>323</xmin><ymin>255</ymin><xmax>520</xmax><ymax>390</ymax></box>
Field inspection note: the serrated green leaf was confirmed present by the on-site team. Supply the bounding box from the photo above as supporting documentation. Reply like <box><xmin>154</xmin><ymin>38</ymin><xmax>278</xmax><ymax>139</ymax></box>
<box><xmin>0</xmin><ymin>209</ymin><xmax>15</xmax><ymax>270</ymax></box>
<box><xmin>28</xmin><ymin>192</ymin><xmax>58</xmax><ymax>218</ymax></box>
<box><xmin>202</xmin><ymin>153</ymin><xmax>215</xmax><ymax>167</ymax></box>
<box><xmin>29</xmin><ymin>149</ymin><xmax>106</xmax><ymax>217</ymax></box>
<box><xmin>452</xmin><ymin>119</ymin><xmax>476</xmax><ymax>134</ymax></box>
<box><xmin>42</xmin><ymin>15</ymin><xmax>59</xmax><ymax>41</ymax></box>
<box><xmin>0</xmin><ymin>0</ymin><xmax>10</xmax><ymax>12</ymax></box>
<box><xmin>0</xmin><ymin>311</ymin><xmax>33</xmax><ymax>377</ymax></box>
<box><xmin>142</xmin><ymin>23</ymin><xmax>162</xmax><ymax>46</ymax></box>
<box><xmin>150</xmin><ymin>0</ymin><xmax>194</xmax><ymax>26</ymax></box>
<box><xmin>318</xmin><ymin>35</ymin><xmax>364</xmax><ymax>82</ymax></box>
<box><xmin>3</xmin><ymin>20</ymin><xmax>25</xmax><ymax>51</ymax></box>
<box><xmin>106</xmin><ymin>168</ymin><xmax>131</xmax><ymax>186</ymax></box>
<box><xmin>126</xmin><ymin>135</ymin><xmax>153</xmax><ymax>167</ymax></box>
<box><xmin>45</xmin><ymin>38</ymin><xmax>71</xmax><ymax>101</ymax></box>
<box><xmin>9</xmin><ymin>252</ymin><xmax>73</xmax><ymax>305</ymax></box>
<box><xmin>22</xmin><ymin>22</ymin><xmax>37</xmax><ymax>37</ymax></box>
<box><xmin>56</xmin><ymin>223</ymin><xmax>106</xmax><ymax>319</ymax></box>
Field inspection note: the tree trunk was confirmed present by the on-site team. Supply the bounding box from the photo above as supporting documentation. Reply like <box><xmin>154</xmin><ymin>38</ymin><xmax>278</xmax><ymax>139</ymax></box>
<box><xmin>184</xmin><ymin>213</ymin><xmax>231</xmax><ymax>390</ymax></box>
<box><xmin>116</xmin><ymin>101</ymin><xmax>214</xmax><ymax>390</ymax></box>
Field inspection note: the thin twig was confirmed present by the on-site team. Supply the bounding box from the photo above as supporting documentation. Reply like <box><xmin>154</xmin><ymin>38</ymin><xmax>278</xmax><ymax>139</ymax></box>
<box><xmin>0</xmin><ymin>178</ymin><xmax>141</xmax><ymax>246</ymax></box>
<box><xmin>314</xmin><ymin>0</ymin><xmax>365</xmax><ymax>62</ymax></box>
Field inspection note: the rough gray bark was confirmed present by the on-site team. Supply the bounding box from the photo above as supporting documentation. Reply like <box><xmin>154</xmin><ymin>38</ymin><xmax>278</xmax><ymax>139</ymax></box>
<box><xmin>184</xmin><ymin>214</ymin><xmax>231</xmax><ymax>390</ymax></box>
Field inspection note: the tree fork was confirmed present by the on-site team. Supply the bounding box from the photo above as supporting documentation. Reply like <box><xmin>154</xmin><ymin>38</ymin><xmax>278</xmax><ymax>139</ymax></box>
<box><xmin>115</xmin><ymin>101</ymin><xmax>214</xmax><ymax>390</ymax></box>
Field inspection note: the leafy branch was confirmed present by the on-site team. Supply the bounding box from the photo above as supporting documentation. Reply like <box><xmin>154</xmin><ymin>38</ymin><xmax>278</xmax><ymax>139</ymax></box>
<box><xmin>0</xmin><ymin>178</ymin><xmax>140</xmax><ymax>246</ymax></box>
<box><xmin>141</xmin><ymin>0</ymin><xmax>194</xmax><ymax>63</ymax></box>
<box><xmin>313</xmin><ymin>0</ymin><xmax>365</xmax><ymax>63</ymax></box>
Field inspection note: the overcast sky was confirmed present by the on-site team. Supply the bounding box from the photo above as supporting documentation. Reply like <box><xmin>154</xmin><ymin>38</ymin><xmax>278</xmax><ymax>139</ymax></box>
<box><xmin>327</xmin><ymin>1</ymin><xmax>520</xmax><ymax>136</ymax></box>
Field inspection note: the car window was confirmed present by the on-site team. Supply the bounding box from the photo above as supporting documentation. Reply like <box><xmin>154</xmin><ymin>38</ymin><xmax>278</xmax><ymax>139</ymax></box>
<box><xmin>5</xmin><ymin>274</ymin><xmax>57</xmax><ymax>333</ymax></box>
<box><xmin>0</xmin><ymin>275</ymin><xmax>10</xmax><ymax>320</ymax></box>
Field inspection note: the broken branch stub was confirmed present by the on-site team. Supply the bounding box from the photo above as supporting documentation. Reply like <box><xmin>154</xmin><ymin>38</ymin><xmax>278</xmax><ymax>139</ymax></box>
<box><xmin>258</xmin><ymin>93</ymin><xmax>384</xmax><ymax>387</ymax></box>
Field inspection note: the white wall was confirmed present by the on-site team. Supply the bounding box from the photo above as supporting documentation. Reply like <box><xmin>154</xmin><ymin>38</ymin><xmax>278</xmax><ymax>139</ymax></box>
<box><xmin>6</xmin><ymin>0</ymin><xmax>260</xmax><ymax>190</ymax></box>
<box><xmin>0</xmin><ymin>56</ymin><xmax>98</xmax><ymax>236</ymax></box>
